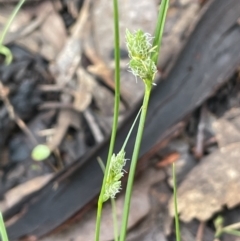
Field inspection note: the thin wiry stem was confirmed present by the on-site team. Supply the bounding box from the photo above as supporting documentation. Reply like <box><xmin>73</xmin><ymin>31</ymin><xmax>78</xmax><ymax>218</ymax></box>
<box><xmin>0</xmin><ymin>0</ymin><xmax>25</xmax><ymax>44</ymax></box>
<box><xmin>151</xmin><ymin>0</ymin><xmax>169</xmax><ymax>65</ymax></box>
<box><xmin>119</xmin><ymin>86</ymin><xmax>151</xmax><ymax>241</ymax></box>
<box><xmin>94</xmin><ymin>0</ymin><xmax>120</xmax><ymax>240</ymax></box>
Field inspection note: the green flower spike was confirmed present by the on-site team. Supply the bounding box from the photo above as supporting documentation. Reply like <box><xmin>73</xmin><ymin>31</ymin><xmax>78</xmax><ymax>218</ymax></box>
<box><xmin>126</xmin><ymin>29</ymin><xmax>157</xmax><ymax>86</ymax></box>
<box><xmin>129</xmin><ymin>58</ymin><xmax>157</xmax><ymax>82</ymax></box>
<box><xmin>103</xmin><ymin>149</ymin><xmax>127</xmax><ymax>202</ymax></box>
<box><xmin>126</xmin><ymin>29</ymin><xmax>153</xmax><ymax>60</ymax></box>
<box><xmin>102</xmin><ymin>107</ymin><xmax>142</xmax><ymax>203</ymax></box>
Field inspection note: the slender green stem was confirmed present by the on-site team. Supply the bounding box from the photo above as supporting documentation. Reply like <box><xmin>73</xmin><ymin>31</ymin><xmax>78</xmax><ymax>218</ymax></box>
<box><xmin>95</xmin><ymin>205</ymin><xmax>102</xmax><ymax>241</ymax></box>
<box><xmin>111</xmin><ymin>198</ymin><xmax>119</xmax><ymax>241</ymax></box>
<box><xmin>0</xmin><ymin>212</ymin><xmax>9</xmax><ymax>241</ymax></box>
<box><xmin>119</xmin><ymin>1</ymin><xmax>169</xmax><ymax>240</ymax></box>
<box><xmin>119</xmin><ymin>86</ymin><xmax>151</xmax><ymax>241</ymax></box>
<box><xmin>0</xmin><ymin>0</ymin><xmax>26</xmax><ymax>45</ymax></box>
<box><xmin>173</xmin><ymin>163</ymin><xmax>181</xmax><ymax>241</ymax></box>
<box><xmin>94</xmin><ymin>0</ymin><xmax>120</xmax><ymax>240</ymax></box>
<box><xmin>97</xmin><ymin>158</ymin><xmax>119</xmax><ymax>241</ymax></box>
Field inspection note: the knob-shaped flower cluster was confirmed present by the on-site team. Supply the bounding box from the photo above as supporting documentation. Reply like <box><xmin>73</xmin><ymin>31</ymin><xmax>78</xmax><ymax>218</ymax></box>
<box><xmin>126</xmin><ymin>29</ymin><xmax>157</xmax><ymax>86</ymax></box>
<box><xmin>103</xmin><ymin>149</ymin><xmax>127</xmax><ymax>202</ymax></box>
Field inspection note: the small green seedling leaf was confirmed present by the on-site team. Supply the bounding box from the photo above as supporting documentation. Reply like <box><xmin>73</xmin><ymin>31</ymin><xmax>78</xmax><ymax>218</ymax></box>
<box><xmin>214</xmin><ymin>217</ymin><xmax>240</xmax><ymax>239</ymax></box>
<box><xmin>0</xmin><ymin>212</ymin><xmax>9</xmax><ymax>241</ymax></box>
<box><xmin>214</xmin><ymin>215</ymin><xmax>224</xmax><ymax>230</ymax></box>
<box><xmin>32</xmin><ymin>144</ymin><xmax>51</xmax><ymax>161</ymax></box>
<box><xmin>0</xmin><ymin>0</ymin><xmax>25</xmax><ymax>65</ymax></box>
<box><xmin>0</xmin><ymin>45</ymin><xmax>13</xmax><ymax>65</ymax></box>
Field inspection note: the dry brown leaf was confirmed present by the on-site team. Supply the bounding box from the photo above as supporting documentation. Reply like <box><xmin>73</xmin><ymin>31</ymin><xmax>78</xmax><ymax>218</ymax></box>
<box><xmin>48</xmin><ymin>109</ymin><xmax>80</xmax><ymax>151</ymax></box>
<box><xmin>169</xmin><ymin>142</ymin><xmax>240</xmax><ymax>222</ymax></box>
<box><xmin>3</xmin><ymin>1</ymin><xmax>67</xmax><ymax>61</ymax></box>
<box><xmin>39</xmin><ymin>2</ymin><xmax>67</xmax><ymax>60</ymax></box>
<box><xmin>213</xmin><ymin>118</ymin><xmax>240</xmax><ymax>148</ymax></box>
<box><xmin>169</xmin><ymin>108</ymin><xmax>240</xmax><ymax>222</ymax></box>
<box><xmin>170</xmin><ymin>143</ymin><xmax>240</xmax><ymax>221</ymax></box>
<box><xmin>156</xmin><ymin>152</ymin><xmax>180</xmax><ymax>168</ymax></box>
<box><xmin>73</xmin><ymin>68</ymin><xmax>95</xmax><ymax>112</ymax></box>
<box><xmin>49</xmin><ymin>0</ymin><xmax>90</xmax><ymax>86</ymax></box>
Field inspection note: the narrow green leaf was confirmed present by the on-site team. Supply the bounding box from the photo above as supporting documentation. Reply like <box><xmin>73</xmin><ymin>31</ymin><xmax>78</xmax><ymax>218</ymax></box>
<box><xmin>0</xmin><ymin>212</ymin><xmax>9</xmax><ymax>241</ymax></box>
<box><xmin>151</xmin><ymin>0</ymin><xmax>169</xmax><ymax>64</ymax></box>
<box><xmin>223</xmin><ymin>229</ymin><xmax>240</xmax><ymax>237</ymax></box>
<box><xmin>121</xmin><ymin>107</ymin><xmax>142</xmax><ymax>150</ymax></box>
<box><xmin>95</xmin><ymin>0</ymin><xmax>121</xmax><ymax>239</ymax></box>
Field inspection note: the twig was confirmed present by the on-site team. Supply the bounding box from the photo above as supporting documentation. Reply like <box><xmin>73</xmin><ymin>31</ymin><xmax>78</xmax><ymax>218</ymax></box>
<box><xmin>83</xmin><ymin>109</ymin><xmax>104</xmax><ymax>143</ymax></box>
<box><xmin>53</xmin><ymin>148</ymin><xmax>64</xmax><ymax>170</ymax></box>
<box><xmin>39</xmin><ymin>102</ymin><xmax>74</xmax><ymax>110</ymax></box>
<box><xmin>85</xmin><ymin>42</ymin><xmax>115</xmax><ymax>91</ymax></box>
<box><xmin>196</xmin><ymin>221</ymin><xmax>205</xmax><ymax>241</ymax></box>
<box><xmin>195</xmin><ymin>105</ymin><xmax>207</xmax><ymax>158</ymax></box>
<box><xmin>50</xmin><ymin>0</ymin><xmax>90</xmax><ymax>86</ymax></box>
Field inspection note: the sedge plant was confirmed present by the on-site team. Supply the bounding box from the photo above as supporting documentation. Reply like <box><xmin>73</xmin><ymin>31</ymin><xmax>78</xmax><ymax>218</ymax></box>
<box><xmin>94</xmin><ymin>0</ymin><xmax>121</xmax><ymax>240</ymax></box>
<box><xmin>119</xmin><ymin>1</ymin><xmax>169</xmax><ymax>240</ymax></box>
<box><xmin>96</xmin><ymin>107</ymin><xmax>142</xmax><ymax>241</ymax></box>
<box><xmin>95</xmin><ymin>106</ymin><xmax>142</xmax><ymax>241</ymax></box>
<box><xmin>95</xmin><ymin>0</ymin><xmax>169</xmax><ymax>240</ymax></box>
